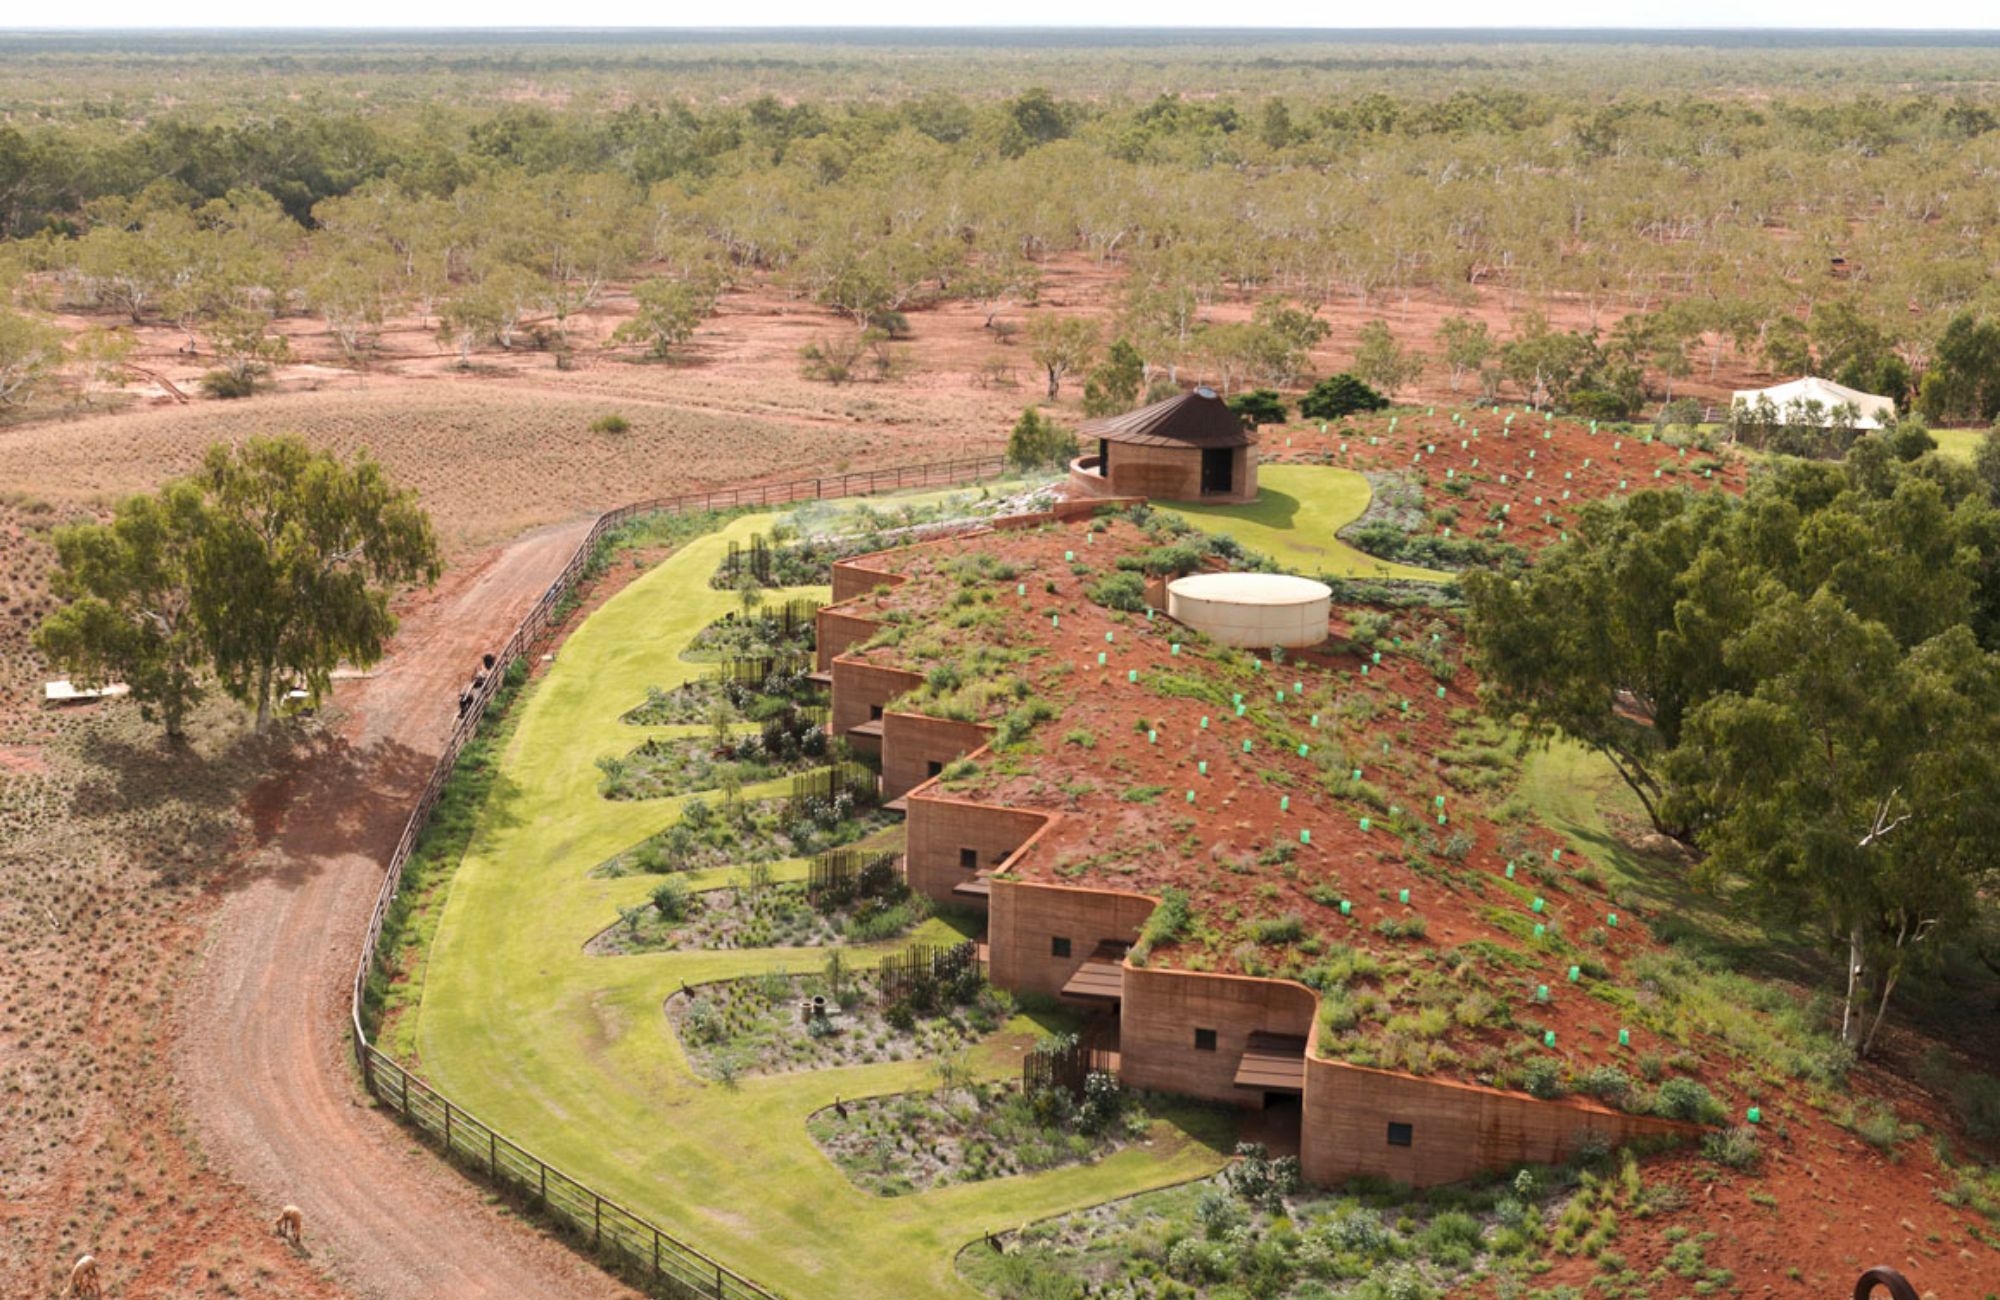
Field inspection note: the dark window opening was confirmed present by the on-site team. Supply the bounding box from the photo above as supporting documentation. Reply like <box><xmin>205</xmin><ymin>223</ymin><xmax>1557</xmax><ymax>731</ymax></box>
<box><xmin>959</xmin><ymin>848</ymin><xmax>978</xmax><ymax>871</ymax></box>
<box><xmin>1194</xmin><ymin>1028</ymin><xmax>1218</xmax><ymax>1052</ymax></box>
<box><xmin>869</xmin><ymin>704</ymin><xmax>884</xmax><ymax>720</ymax></box>
<box><xmin>1051</xmin><ymin>936</ymin><xmax>1072</xmax><ymax>959</ymax></box>
<box><xmin>1387</xmin><ymin>1122</ymin><xmax>1414</xmax><ymax>1148</ymax></box>
<box><xmin>927</xmin><ymin>760</ymin><xmax>944</xmax><ymax>777</ymax></box>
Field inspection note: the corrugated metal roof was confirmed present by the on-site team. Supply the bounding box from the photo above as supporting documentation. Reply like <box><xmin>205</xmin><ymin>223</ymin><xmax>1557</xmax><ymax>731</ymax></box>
<box><xmin>1076</xmin><ymin>387</ymin><xmax>1255</xmax><ymax>449</ymax></box>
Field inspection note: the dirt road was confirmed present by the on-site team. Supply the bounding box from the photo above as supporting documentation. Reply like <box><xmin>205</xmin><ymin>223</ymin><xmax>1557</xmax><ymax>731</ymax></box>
<box><xmin>175</xmin><ymin>516</ymin><xmax>640</xmax><ymax>1300</ymax></box>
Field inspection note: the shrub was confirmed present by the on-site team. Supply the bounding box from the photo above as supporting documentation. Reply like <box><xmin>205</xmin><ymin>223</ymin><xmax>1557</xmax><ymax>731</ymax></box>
<box><xmin>799</xmin><ymin>333</ymin><xmax>866</xmax><ymax>384</ymax></box>
<box><xmin>867</xmin><ymin>308</ymin><xmax>911</xmax><ymax>338</ymax></box>
<box><xmin>1702</xmin><ymin>1125</ymin><xmax>1761</xmax><ymax>1170</ymax></box>
<box><xmin>199</xmin><ymin>368</ymin><xmax>257</xmax><ymax>399</ymax></box>
<box><xmin>1221</xmin><ymin>1142</ymin><xmax>1300</xmax><ymax>1210</ymax></box>
<box><xmin>1375</xmin><ymin>914</ymin><xmax>1429</xmax><ymax>940</ymax></box>
<box><xmin>590</xmin><ymin>412</ymin><xmax>631</xmax><ymax>434</ymax></box>
<box><xmin>1117</xmin><ymin>539</ymin><xmax>1210</xmax><ymax>576</ymax></box>
<box><xmin>1195</xmin><ymin>1188</ymin><xmax>1249</xmax><ymax>1240</ymax></box>
<box><xmin>1521</xmin><ymin>1056</ymin><xmax>1568</xmax><ymax>1099</ymax></box>
<box><xmin>1250</xmin><ymin>912</ymin><xmax>1306</xmax><ymax>945</ymax></box>
<box><xmin>1654</xmin><ymin>1077</ymin><xmax>1724</xmax><ymax>1124</ymax></box>
<box><xmin>1078</xmin><ymin>1069</ymin><xmax>1126</xmax><ymax>1134</ymax></box>
<box><xmin>1299</xmin><ymin>373</ymin><xmax>1388</xmax><ymax>421</ymax></box>
<box><xmin>683</xmin><ymin>997</ymin><xmax>721</xmax><ymax>1044</ymax></box>
<box><xmin>1134</xmin><ymin>886</ymin><xmax>1193</xmax><ymax>960</ymax></box>
<box><xmin>1418</xmin><ymin>1211</ymin><xmax>1484</xmax><ymax>1267</ymax></box>
<box><xmin>1578</xmin><ymin>1065</ymin><xmax>1633</xmax><ymax>1107</ymax></box>
<box><xmin>650</xmin><ymin>877</ymin><xmax>693</xmax><ymax>920</ymax></box>
<box><xmin>1843</xmin><ymin>1102</ymin><xmax>1905</xmax><ymax>1153</ymax></box>
<box><xmin>1085</xmin><ymin>570</ymin><xmax>1148</xmax><ymax>612</ymax></box>
<box><xmin>1167</xmin><ymin>1237</ymin><xmax>1235</xmax><ymax>1283</ymax></box>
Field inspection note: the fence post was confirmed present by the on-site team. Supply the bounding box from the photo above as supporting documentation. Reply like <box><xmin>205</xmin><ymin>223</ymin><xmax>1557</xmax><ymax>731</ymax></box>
<box><xmin>399</xmin><ymin>1063</ymin><xmax>409</xmax><ymax>1114</ymax></box>
<box><xmin>489</xmin><ymin>1129</ymin><xmax>497</xmax><ymax>1178</ymax></box>
<box><xmin>652</xmin><ymin>1230</ymin><xmax>661</xmax><ymax>1279</ymax></box>
<box><xmin>593</xmin><ymin>1193</ymin><xmax>602</xmax><ymax>1248</ymax></box>
<box><xmin>443</xmin><ymin>1098</ymin><xmax>452</xmax><ymax>1154</ymax></box>
<box><xmin>540</xmin><ymin>1162</ymin><xmax>548</xmax><ymax>1207</ymax></box>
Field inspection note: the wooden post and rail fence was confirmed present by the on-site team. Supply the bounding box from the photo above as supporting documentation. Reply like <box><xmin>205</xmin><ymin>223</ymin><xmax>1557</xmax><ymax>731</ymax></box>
<box><xmin>346</xmin><ymin>454</ymin><xmax>1008</xmax><ymax>1299</ymax></box>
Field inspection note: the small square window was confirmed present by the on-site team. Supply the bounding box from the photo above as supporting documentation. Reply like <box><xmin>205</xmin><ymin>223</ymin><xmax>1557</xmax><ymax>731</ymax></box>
<box><xmin>1194</xmin><ymin>1028</ymin><xmax>1218</xmax><ymax>1052</ymax></box>
<box><xmin>959</xmin><ymin>848</ymin><xmax>978</xmax><ymax>871</ymax></box>
<box><xmin>1387</xmin><ymin>1122</ymin><xmax>1414</xmax><ymax>1148</ymax></box>
<box><xmin>927</xmin><ymin>760</ymin><xmax>944</xmax><ymax>777</ymax></box>
<box><xmin>1051</xmin><ymin>936</ymin><xmax>1072</xmax><ymax>959</ymax></box>
<box><xmin>869</xmin><ymin>704</ymin><xmax>884</xmax><ymax>720</ymax></box>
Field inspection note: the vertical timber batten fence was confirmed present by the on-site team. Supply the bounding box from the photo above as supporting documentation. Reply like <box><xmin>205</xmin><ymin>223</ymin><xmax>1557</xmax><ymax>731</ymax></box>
<box><xmin>347</xmin><ymin>455</ymin><xmax>1007</xmax><ymax>1300</ymax></box>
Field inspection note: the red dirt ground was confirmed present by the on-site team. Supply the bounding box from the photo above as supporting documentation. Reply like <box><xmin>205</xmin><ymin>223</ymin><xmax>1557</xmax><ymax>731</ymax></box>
<box><xmin>841</xmin><ymin>513</ymin><xmax>2000</xmax><ymax>1299</ymax></box>
<box><xmin>845</xmin><ymin>520</ymin><xmax>1684</xmax><ymax>1067</ymax></box>
<box><xmin>1268</xmin><ymin>406</ymin><xmax>1747</xmax><ymax>552</ymax></box>
<box><xmin>0</xmin><ymin>253</ymin><xmax>1773</xmax><ymax>557</ymax></box>
<box><xmin>0</xmin><ymin>255</ymin><xmax>1958</xmax><ymax>1299</ymax></box>
<box><xmin>172</xmin><ymin>517</ymin><xmax>641</xmax><ymax>1300</ymax></box>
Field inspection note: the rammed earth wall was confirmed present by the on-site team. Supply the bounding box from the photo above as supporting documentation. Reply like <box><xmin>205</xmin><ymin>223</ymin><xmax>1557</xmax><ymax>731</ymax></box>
<box><xmin>1299</xmin><ymin>1053</ymin><xmax>1699</xmax><ymax>1187</ymax></box>
<box><xmin>903</xmin><ymin>793</ymin><xmax>1051</xmax><ymax>906</ymax></box>
<box><xmin>1118</xmin><ymin>964</ymin><xmax>1316</xmax><ymax>1105</ymax></box>
<box><xmin>834</xmin><ymin>518</ymin><xmax>1707</xmax><ymax>1189</ymax></box>
<box><xmin>986</xmin><ymin>877</ymin><xmax>1154</xmax><ymax>998</ymax></box>
<box><xmin>881</xmin><ymin>712</ymin><xmax>990</xmax><ymax>802</ymax></box>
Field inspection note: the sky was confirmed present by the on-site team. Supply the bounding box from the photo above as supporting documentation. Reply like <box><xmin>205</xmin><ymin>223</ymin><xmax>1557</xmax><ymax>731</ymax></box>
<box><xmin>11</xmin><ymin>4</ymin><xmax>1998</xmax><ymax>31</ymax></box>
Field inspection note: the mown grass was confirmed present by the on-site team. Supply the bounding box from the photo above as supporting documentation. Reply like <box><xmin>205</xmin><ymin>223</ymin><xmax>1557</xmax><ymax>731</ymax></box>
<box><xmin>366</xmin><ymin>656</ymin><xmax>530</xmax><ymax>1061</ymax></box>
<box><xmin>1162</xmin><ymin>464</ymin><xmax>1451</xmax><ymax>584</ymax></box>
<box><xmin>411</xmin><ymin>511</ymin><xmax>1232</xmax><ymax>1298</ymax></box>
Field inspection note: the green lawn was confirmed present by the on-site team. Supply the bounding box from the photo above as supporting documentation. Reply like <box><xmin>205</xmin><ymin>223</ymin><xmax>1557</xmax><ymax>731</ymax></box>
<box><xmin>414</xmin><ymin>512</ymin><xmax>1231</xmax><ymax>1299</ymax></box>
<box><xmin>1160</xmin><ymin>463</ymin><xmax>1451</xmax><ymax>583</ymax></box>
<box><xmin>1520</xmin><ymin>739</ymin><xmax>1826</xmax><ymax>988</ymax></box>
<box><xmin>1931</xmin><ymin>427</ymin><xmax>1983</xmax><ymax>464</ymax></box>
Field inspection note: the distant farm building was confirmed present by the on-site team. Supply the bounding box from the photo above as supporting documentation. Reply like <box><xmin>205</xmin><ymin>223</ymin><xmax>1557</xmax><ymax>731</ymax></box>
<box><xmin>1730</xmin><ymin>376</ymin><xmax>1897</xmax><ymax>431</ymax></box>
<box><xmin>1069</xmin><ymin>387</ymin><xmax>1259</xmax><ymax>504</ymax></box>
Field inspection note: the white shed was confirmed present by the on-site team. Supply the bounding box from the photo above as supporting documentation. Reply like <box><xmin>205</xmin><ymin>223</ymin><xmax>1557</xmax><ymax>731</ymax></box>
<box><xmin>1730</xmin><ymin>376</ymin><xmax>1897</xmax><ymax>430</ymax></box>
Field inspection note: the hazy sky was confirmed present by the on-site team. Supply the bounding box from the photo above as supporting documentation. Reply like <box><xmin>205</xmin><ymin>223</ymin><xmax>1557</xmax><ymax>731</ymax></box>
<box><xmin>14</xmin><ymin>4</ymin><xmax>1999</xmax><ymax>30</ymax></box>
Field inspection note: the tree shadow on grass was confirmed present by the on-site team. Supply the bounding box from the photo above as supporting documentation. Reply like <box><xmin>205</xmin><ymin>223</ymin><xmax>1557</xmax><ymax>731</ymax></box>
<box><xmin>1167</xmin><ymin>487</ymin><xmax>1303</xmax><ymax>535</ymax></box>
<box><xmin>1533</xmin><ymin>750</ymin><xmax>1832</xmax><ymax>991</ymax></box>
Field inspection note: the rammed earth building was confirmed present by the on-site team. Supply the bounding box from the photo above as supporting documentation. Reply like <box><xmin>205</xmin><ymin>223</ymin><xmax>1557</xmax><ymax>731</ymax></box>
<box><xmin>815</xmin><ymin>506</ymin><xmax>1700</xmax><ymax>1188</ymax></box>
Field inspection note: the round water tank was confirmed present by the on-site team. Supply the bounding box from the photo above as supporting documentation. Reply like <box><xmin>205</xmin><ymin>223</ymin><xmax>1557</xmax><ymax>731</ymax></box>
<box><xmin>1166</xmin><ymin>573</ymin><xmax>1332</xmax><ymax>650</ymax></box>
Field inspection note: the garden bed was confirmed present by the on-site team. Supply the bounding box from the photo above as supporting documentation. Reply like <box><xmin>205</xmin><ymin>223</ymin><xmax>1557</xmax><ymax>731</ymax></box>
<box><xmin>682</xmin><ymin>604</ymin><xmax>820</xmax><ymax>661</ymax></box>
<box><xmin>622</xmin><ymin>668</ymin><xmax>825</xmax><ymax>726</ymax></box>
<box><xmin>665</xmin><ymin>962</ymin><xmax>1008</xmax><ymax>1080</ymax></box>
<box><xmin>962</xmin><ymin>1144</ymin><xmax>1678</xmax><ymax>1299</ymax></box>
<box><xmin>598</xmin><ymin>718</ymin><xmax>828</xmax><ymax>801</ymax></box>
<box><xmin>589</xmin><ymin>874</ymin><xmax>929</xmax><ymax>955</ymax></box>
<box><xmin>807</xmin><ymin>1078</ymin><xmax>1154</xmax><ymax>1196</ymax></box>
<box><xmin>596</xmin><ymin>792</ymin><xmax>895</xmax><ymax>877</ymax></box>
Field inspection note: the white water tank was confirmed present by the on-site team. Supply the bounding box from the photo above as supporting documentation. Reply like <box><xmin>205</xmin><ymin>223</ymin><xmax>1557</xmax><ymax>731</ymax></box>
<box><xmin>1167</xmin><ymin>573</ymin><xmax>1332</xmax><ymax>650</ymax></box>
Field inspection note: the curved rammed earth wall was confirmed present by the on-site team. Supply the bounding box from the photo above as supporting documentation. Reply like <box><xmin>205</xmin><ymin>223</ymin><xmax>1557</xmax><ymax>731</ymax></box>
<box><xmin>1299</xmin><ymin>1053</ymin><xmax>1699</xmax><ymax>1188</ymax></box>
<box><xmin>833</xmin><ymin>529</ymin><xmax>1704</xmax><ymax>1190</ymax></box>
